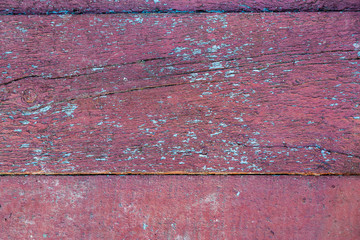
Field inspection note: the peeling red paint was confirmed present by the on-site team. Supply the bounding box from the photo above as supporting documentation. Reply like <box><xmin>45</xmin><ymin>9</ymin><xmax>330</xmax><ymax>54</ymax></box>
<box><xmin>0</xmin><ymin>2</ymin><xmax>359</xmax><ymax>239</ymax></box>
<box><xmin>1</xmin><ymin>13</ymin><xmax>360</xmax><ymax>174</ymax></box>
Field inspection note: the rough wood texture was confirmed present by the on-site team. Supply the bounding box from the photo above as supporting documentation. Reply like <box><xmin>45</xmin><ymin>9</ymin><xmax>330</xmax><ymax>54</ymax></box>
<box><xmin>1</xmin><ymin>13</ymin><xmax>360</xmax><ymax>174</ymax></box>
<box><xmin>1</xmin><ymin>0</ymin><xmax>359</xmax><ymax>14</ymax></box>
<box><xmin>0</xmin><ymin>175</ymin><xmax>359</xmax><ymax>239</ymax></box>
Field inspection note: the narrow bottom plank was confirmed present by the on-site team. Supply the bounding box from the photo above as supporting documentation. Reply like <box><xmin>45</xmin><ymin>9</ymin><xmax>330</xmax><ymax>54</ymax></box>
<box><xmin>1</xmin><ymin>175</ymin><xmax>359</xmax><ymax>239</ymax></box>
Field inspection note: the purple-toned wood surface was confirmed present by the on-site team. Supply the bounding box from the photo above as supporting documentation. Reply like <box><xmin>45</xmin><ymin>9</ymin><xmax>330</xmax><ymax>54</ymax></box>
<box><xmin>1</xmin><ymin>0</ymin><xmax>360</xmax><ymax>14</ymax></box>
<box><xmin>1</xmin><ymin>175</ymin><xmax>359</xmax><ymax>239</ymax></box>
<box><xmin>1</xmin><ymin>13</ymin><xmax>360</xmax><ymax>174</ymax></box>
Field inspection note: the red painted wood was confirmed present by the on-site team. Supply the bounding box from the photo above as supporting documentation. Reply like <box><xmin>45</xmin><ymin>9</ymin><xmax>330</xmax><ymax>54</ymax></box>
<box><xmin>0</xmin><ymin>0</ymin><xmax>359</xmax><ymax>14</ymax></box>
<box><xmin>1</xmin><ymin>13</ymin><xmax>360</xmax><ymax>174</ymax></box>
<box><xmin>0</xmin><ymin>175</ymin><xmax>359</xmax><ymax>239</ymax></box>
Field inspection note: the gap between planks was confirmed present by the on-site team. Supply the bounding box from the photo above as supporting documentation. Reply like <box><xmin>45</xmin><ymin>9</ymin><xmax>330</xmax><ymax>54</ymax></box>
<box><xmin>0</xmin><ymin>172</ymin><xmax>359</xmax><ymax>176</ymax></box>
<box><xmin>3</xmin><ymin>10</ymin><xmax>360</xmax><ymax>16</ymax></box>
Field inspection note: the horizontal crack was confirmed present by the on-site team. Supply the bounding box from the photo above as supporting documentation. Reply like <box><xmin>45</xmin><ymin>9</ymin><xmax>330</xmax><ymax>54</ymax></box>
<box><xmin>0</xmin><ymin>57</ymin><xmax>169</xmax><ymax>87</ymax></box>
<box><xmin>1</xmin><ymin>49</ymin><xmax>355</xmax><ymax>87</ymax></box>
<box><xmin>0</xmin><ymin>75</ymin><xmax>40</xmax><ymax>86</ymax></box>
<box><xmin>47</xmin><ymin>80</ymin><xmax>205</xmax><ymax>106</ymax></box>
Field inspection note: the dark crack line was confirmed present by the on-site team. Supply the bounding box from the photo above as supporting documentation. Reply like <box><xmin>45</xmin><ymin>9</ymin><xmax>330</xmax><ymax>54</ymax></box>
<box><xmin>0</xmin><ymin>57</ymin><xmax>170</xmax><ymax>87</ymax></box>
<box><xmin>1</xmin><ymin>49</ymin><xmax>355</xmax><ymax>87</ymax></box>
<box><xmin>0</xmin><ymin>75</ymin><xmax>40</xmax><ymax>86</ymax></box>
<box><xmin>12</xmin><ymin>75</ymin><xmax>233</xmax><ymax>113</ymax></box>
<box><xmin>5</xmin><ymin>68</ymin><xmax>357</xmax><ymax>113</ymax></box>
<box><xmin>1</xmin><ymin>49</ymin><xmax>358</xmax><ymax>112</ymax></box>
<box><xmin>52</xmin><ymin>80</ymin><xmax>205</xmax><ymax>104</ymax></box>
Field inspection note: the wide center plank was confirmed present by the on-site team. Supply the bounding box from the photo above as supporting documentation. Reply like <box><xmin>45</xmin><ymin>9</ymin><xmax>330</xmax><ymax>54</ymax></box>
<box><xmin>0</xmin><ymin>13</ymin><xmax>359</xmax><ymax>174</ymax></box>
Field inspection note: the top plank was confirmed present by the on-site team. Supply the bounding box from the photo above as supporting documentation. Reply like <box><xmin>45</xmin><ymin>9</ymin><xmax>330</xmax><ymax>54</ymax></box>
<box><xmin>0</xmin><ymin>0</ymin><xmax>360</xmax><ymax>15</ymax></box>
<box><xmin>1</xmin><ymin>12</ymin><xmax>360</xmax><ymax>174</ymax></box>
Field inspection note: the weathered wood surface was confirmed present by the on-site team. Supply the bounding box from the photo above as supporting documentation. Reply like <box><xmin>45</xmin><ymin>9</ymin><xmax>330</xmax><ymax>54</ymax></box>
<box><xmin>1</xmin><ymin>0</ymin><xmax>360</xmax><ymax>14</ymax></box>
<box><xmin>1</xmin><ymin>13</ymin><xmax>360</xmax><ymax>174</ymax></box>
<box><xmin>0</xmin><ymin>175</ymin><xmax>359</xmax><ymax>239</ymax></box>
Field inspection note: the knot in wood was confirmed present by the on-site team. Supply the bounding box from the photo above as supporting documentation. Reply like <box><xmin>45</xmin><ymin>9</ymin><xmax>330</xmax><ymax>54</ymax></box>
<box><xmin>22</xmin><ymin>88</ymin><xmax>37</xmax><ymax>103</ymax></box>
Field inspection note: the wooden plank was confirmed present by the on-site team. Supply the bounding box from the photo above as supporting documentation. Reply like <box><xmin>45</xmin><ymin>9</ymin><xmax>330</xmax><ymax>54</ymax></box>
<box><xmin>1</xmin><ymin>0</ymin><xmax>359</xmax><ymax>14</ymax></box>
<box><xmin>1</xmin><ymin>13</ymin><xmax>360</xmax><ymax>174</ymax></box>
<box><xmin>0</xmin><ymin>175</ymin><xmax>359</xmax><ymax>239</ymax></box>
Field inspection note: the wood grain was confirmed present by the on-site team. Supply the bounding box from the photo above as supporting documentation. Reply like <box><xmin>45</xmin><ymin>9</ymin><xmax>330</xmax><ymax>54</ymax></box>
<box><xmin>1</xmin><ymin>0</ymin><xmax>359</xmax><ymax>14</ymax></box>
<box><xmin>1</xmin><ymin>13</ymin><xmax>360</xmax><ymax>174</ymax></box>
<box><xmin>0</xmin><ymin>175</ymin><xmax>359</xmax><ymax>239</ymax></box>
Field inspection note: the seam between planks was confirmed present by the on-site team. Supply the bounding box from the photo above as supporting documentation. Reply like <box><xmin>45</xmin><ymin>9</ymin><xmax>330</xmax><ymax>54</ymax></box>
<box><xmin>2</xmin><ymin>10</ymin><xmax>360</xmax><ymax>16</ymax></box>
<box><xmin>0</xmin><ymin>172</ymin><xmax>359</xmax><ymax>176</ymax></box>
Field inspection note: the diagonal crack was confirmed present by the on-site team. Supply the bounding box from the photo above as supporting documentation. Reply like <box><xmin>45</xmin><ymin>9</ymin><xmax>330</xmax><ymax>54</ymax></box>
<box><xmin>1</xmin><ymin>49</ymin><xmax>355</xmax><ymax>87</ymax></box>
<box><xmin>0</xmin><ymin>57</ymin><xmax>169</xmax><ymax>87</ymax></box>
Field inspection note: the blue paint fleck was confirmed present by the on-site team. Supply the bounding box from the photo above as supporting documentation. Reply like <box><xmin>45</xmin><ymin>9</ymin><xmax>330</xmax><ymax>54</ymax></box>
<box><xmin>143</xmin><ymin>223</ymin><xmax>148</xmax><ymax>230</ymax></box>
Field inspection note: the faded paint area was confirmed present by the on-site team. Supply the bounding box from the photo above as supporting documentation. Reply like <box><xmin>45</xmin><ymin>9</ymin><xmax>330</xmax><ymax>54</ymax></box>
<box><xmin>0</xmin><ymin>175</ymin><xmax>359</xmax><ymax>239</ymax></box>
<box><xmin>0</xmin><ymin>13</ymin><xmax>360</xmax><ymax>174</ymax></box>
<box><xmin>0</xmin><ymin>0</ymin><xmax>359</xmax><ymax>14</ymax></box>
